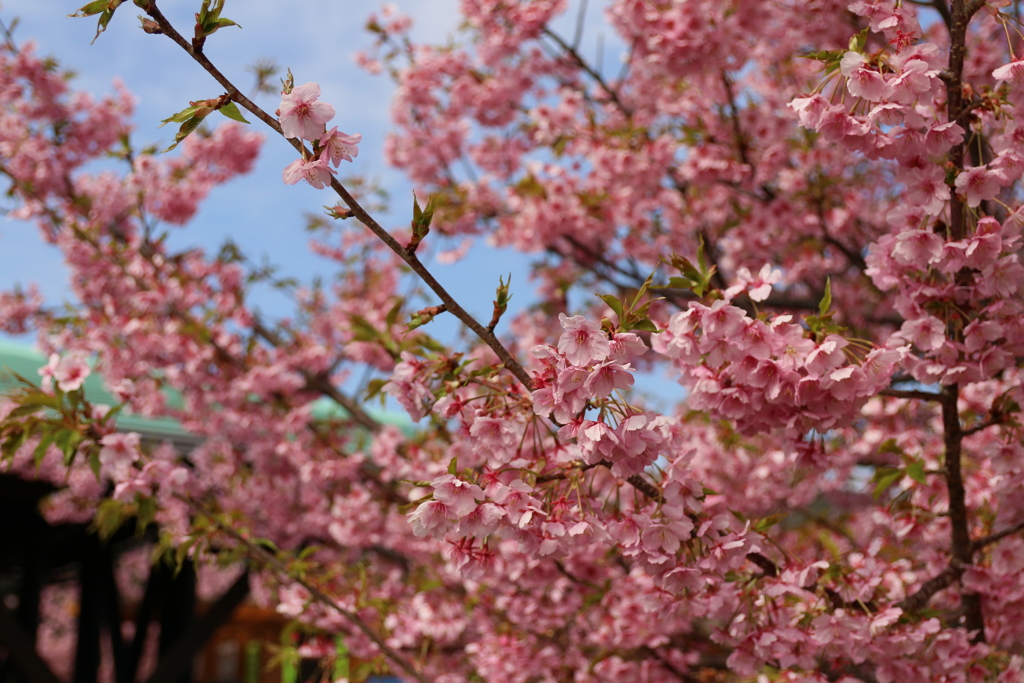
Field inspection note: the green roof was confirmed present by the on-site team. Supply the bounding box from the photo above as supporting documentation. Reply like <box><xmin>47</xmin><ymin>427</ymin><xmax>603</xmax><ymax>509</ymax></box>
<box><xmin>0</xmin><ymin>341</ymin><xmax>411</xmax><ymax>448</ymax></box>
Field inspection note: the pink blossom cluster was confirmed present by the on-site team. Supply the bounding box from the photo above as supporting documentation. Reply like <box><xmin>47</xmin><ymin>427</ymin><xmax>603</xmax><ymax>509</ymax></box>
<box><xmin>527</xmin><ymin>314</ymin><xmax>675</xmax><ymax>476</ymax></box>
<box><xmin>652</xmin><ymin>301</ymin><xmax>906</xmax><ymax>434</ymax></box>
<box><xmin>278</xmin><ymin>82</ymin><xmax>361</xmax><ymax>188</ymax></box>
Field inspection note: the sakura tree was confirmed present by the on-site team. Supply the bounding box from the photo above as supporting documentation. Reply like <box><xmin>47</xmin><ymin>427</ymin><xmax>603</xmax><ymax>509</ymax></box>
<box><xmin>3</xmin><ymin>0</ymin><xmax>1024</xmax><ymax>680</ymax></box>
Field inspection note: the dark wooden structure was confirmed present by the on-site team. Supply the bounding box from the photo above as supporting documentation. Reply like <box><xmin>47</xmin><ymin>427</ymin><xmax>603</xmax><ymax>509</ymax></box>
<box><xmin>0</xmin><ymin>474</ymin><xmax>250</xmax><ymax>683</ymax></box>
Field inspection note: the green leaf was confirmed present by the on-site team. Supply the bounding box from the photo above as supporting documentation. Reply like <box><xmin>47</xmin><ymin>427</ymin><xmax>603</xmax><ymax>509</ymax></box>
<box><xmin>631</xmin><ymin>300</ymin><xmax>659</xmax><ymax>319</ymax></box>
<box><xmin>877</xmin><ymin>438</ymin><xmax>903</xmax><ymax>456</ymax></box>
<box><xmin>753</xmin><ymin>512</ymin><xmax>787</xmax><ymax>533</ymax></box>
<box><xmin>665</xmin><ymin>276</ymin><xmax>698</xmax><ymax>290</ymax></box>
<box><xmin>160</xmin><ymin>105</ymin><xmax>201</xmax><ymax>127</ymax></box>
<box><xmin>92</xmin><ymin>6</ymin><xmax>122</xmax><ymax>43</ymax></box>
<box><xmin>2</xmin><ymin>427</ymin><xmax>31</xmax><ymax>463</ymax></box>
<box><xmin>97</xmin><ymin>404</ymin><xmax>124</xmax><ymax>427</ymax></box>
<box><xmin>88</xmin><ymin>450</ymin><xmax>102</xmax><ymax>479</ymax></box>
<box><xmin>384</xmin><ymin>300</ymin><xmax>404</xmax><ymax>328</ymax></box>
<box><xmin>93</xmin><ymin>499</ymin><xmax>127</xmax><ymax>540</ymax></box>
<box><xmin>848</xmin><ymin>27</ymin><xmax>869</xmax><ymax>53</ymax></box>
<box><xmin>905</xmin><ymin>460</ymin><xmax>927</xmax><ymax>485</ymax></box>
<box><xmin>872</xmin><ymin>467</ymin><xmax>903</xmax><ymax>500</ymax></box>
<box><xmin>70</xmin><ymin>0</ymin><xmax>110</xmax><ymax>16</ymax></box>
<box><xmin>447</xmin><ymin>456</ymin><xmax>458</xmax><ymax>475</ymax></box>
<box><xmin>631</xmin><ymin>270</ymin><xmax>656</xmax><ymax>310</ymax></box>
<box><xmin>16</xmin><ymin>393</ymin><xmax>62</xmax><ymax>410</ymax></box>
<box><xmin>598</xmin><ymin>294</ymin><xmax>624</xmax><ymax>321</ymax></box>
<box><xmin>410</xmin><ymin>193</ymin><xmax>440</xmax><ymax>238</ymax></box>
<box><xmin>8</xmin><ymin>404</ymin><xmax>44</xmax><ymax>418</ymax></box>
<box><xmin>628</xmin><ymin>318</ymin><xmax>659</xmax><ymax>333</ymax></box>
<box><xmin>818</xmin><ymin>277</ymin><xmax>832</xmax><ymax>316</ymax></box>
<box><xmin>162</xmin><ymin>114</ymin><xmax>207</xmax><ymax>153</ymax></box>
<box><xmin>217</xmin><ymin>101</ymin><xmax>249</xmax><ymax>123</ymax></box>
<box><xmin>494</xmin><ymin>274</ymin><xmax>512</xmax><ymax>308</ymax></box>
<box><xmin>412</xmin><ymin>193</ymin><xmax>423</xmax><ymax>222</ymax></box>
<box><xmin>55</xmin><ymin>430</ymin><xmax>82</xmax><ymax>466</ymax></box>
<box><xmin>137</xmin><ymin>496</ymin><xmax>158</xmax><ymax>533</ymax></box>
<box><xmin>33</xmin><ymin>431</ymin><xmax>56</xmax><ymax>468</ymax></box>
<box><xmin>364</xmin><ymin>378</ymin><xmax>388</xmax><ymax>403</ymax></box>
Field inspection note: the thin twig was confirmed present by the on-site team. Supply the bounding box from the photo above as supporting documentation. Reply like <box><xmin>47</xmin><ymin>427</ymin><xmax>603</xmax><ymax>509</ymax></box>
<box><xmin>140</xmin><ymin>1</ymin><xmax>534</xmax><ymax>392</ymax></box>
<box><xmin>972</xmin><ymin>518</ymin><xmax>1024</xmax><ymax>553</ymax></box>
<box><xmin>251</xmin><ymin>319</ymin><xmax>382</xmax><ymax>434</ymax></box>
<box><xmin>895</xmin><ymin>562</ymin><xmax>963</xmax><ymax>613</ymax></box>
<box><xmin>879</xmin><ymin>388</ymin><xmax>943</xmax><ymax>402</ymax></box>
<box><xmin>179</xmin><ymin>494</ymin><xmax>432</xmax><ymax>683</ymax></box>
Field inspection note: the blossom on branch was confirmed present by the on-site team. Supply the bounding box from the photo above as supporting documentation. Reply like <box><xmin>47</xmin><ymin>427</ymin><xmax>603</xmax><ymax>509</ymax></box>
<box><xmin>278</xmin><ymin>82</ymin><xmax>335</xmax><ymax>140</ymax></box>
<box><xmin>282</xmin><ymin>156</ymin><xmax>335</xmax><ymax>189</ymax></box>
<box><xmin>319</xmin><ymin>127</ymin><xmax>361</xmax><ymax>165</ymax></box>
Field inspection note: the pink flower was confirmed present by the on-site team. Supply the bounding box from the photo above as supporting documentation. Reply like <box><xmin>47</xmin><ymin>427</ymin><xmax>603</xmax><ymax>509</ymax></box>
<box><xmin>319</xmin><ymin>127</ymin><xmax>361</xmax><ymax>165</ymax></box>
<box><xmin>278</xmin><ymin>82</ymin><xmax>336</xmax><ymax>140</ymax></box>
<box><xmin>993</xmin><ymin>60</ymin><xmax>1024</xmax><ymax>85</ymax></box>
<box><xmin>608</xmin><ymin>332</ymin><xmax>647</xmax><ymax>362</ymax></box>
<box><xmin>728</xmin><ymin>264</ymin><xmax>782</xmax><ymax>302</ymax></box>
<box><xmin>583</xmin><ymin>360</ymin><xmax>635</xmax><ymax>398</ymax></box>
<box><xmin>788</xmin><ymin>93</ymin><xmax>830</xmax><ymax>129</ymax></box>
<box><xmin>98</xmin><ymin>432</ymin><xmax>141</xmax><ymax>483</ymax></box>
<box><xmin>891</xmin><ymin>229</ymin><xmax>943</xmax><ymax>267</ymax></box>
<box><xmin>557</xmin><ymin>313</ymin><xmax>610</xmax><ymax>366</ymax></box>
<box><xmin>282</xmin><ymin>156</ymin><xmax>336</xmax><ymax>189</ymax></box>
<box><xmin>431</xmin><ymin>474</ymin><xmax>484</xmax><ymax>516</ymax></box>
<box><xmin>841</xmin><ymin>52</ymin><xmax>891</xmax><ymax>102</ymax></box>
<box><xmin>408</xmin><ymin>499</ymin><xmax>456</xmax><ymax>537</ymax></box>
<box><xmin>954</xmin><ymin>165</ymin><xmax>1006</xmax><ymax>207</ymax></box>
<box><xmin>701</xmin><ymin>300</ymin><xmax>746</xmax><ymax>340</ymax></box>
<box><xmin>42</xmin><ymin>351</ymin><xmax>91</xmax><ymax>392</ymax></box>
<box><xmin>458</xmin><ymin>503</ymin><xmax>505</xmax><ymax>537</ymax></box>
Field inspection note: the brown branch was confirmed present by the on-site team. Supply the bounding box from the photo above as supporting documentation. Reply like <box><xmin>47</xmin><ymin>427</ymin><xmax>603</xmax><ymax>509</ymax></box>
<box><xmin>541</xmin><ymin>26</ymin><xmax>632</xmax><ymax>119</ymax></box>
<box><xmin>963</xmin><ymin>412</ymin><xmax>1005</xmax><ymax>437</ymax></box>
<box><xmin>941</xmin><ymin>384</ymin><xmax>985</xmax><ymax>640</ymax></box>
<box><xmin>746</xmin><ymin>552</ymin><xmax>779</xmax><ymax>578</ymax></box>
<box><xmin>141</xmin><ymin>1</ymin><xmax>534</xmax><ymax>393</ymax></box>
<box><xmin>250</xmin><ymin>319</ymin><xmax>382</xmax><ymax>434</ymax></box>
<box><xmin>535</xmin><ymin>460</ymin><xmax>663</xmax><ymax>503</ymax></box>
<box><xmin>936</xmin><ymin>1</ymin><xmax>988</xmax><ymax>642</ymax></box>
<box><xmin>879</xmin><ymin>388</ymin><xmax>943</xmax><ymax>402</ymax></box>
<box><xmin>179</xmin><ymin>494</ymin><xmax>431</xmax><ymax>683</ymax></box>
<box><xmin>638</xmin><ymin>646</ymin><xmax>700</xmax><ymax>683</ymax></box>
<box><xmin>895</xmin><ymin>562</ymin><xmax>964</xmax><ymax>613</ymax></box>
<box><xmin>972</xmin><ymin>518</ymin><xmax>1024</xmax><ymax>553</ymax></box>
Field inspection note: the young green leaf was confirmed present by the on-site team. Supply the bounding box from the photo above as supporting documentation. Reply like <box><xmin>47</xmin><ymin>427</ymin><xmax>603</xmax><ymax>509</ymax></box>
<box><xmin>818</xmin><ymin>277</ymin><xmax>832</xmax><ymax>316</ymax></box>
<box><xmin>217</xmin><ymin>101</ymin><xmax>250</xmax><ymax>123</ymax></box>
<box><xmin>598</xmin><ymin>294</ymin><xmax>624</xmax><ymax>321</ymax></box>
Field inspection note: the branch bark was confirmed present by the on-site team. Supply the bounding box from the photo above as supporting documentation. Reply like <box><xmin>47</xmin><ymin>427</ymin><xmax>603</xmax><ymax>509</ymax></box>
<box><xmin>179</xmin><ymin>494</ymin><xmax>431</xmax><ymax>683</ymax></box>
<box><xmin>140</xmin><ymin>1</ymin><xmax>534</xmax><ymax>393</ymax></box>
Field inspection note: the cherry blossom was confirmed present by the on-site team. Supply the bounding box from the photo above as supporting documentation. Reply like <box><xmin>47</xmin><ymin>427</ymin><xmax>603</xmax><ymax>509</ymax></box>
<box><xmin>319</xmin><ymin>127</ymin><xmax>361</xmax><ymax>165</ymax></box>
<box><xmin>282</xmin><ymin>156</ymin><xmax>335</xmax><ymax>189</ymax></box>
<box><xmin>278</xmin><ymin>82</ymin><xmax>336</xmax><ymax>140</ymax></box>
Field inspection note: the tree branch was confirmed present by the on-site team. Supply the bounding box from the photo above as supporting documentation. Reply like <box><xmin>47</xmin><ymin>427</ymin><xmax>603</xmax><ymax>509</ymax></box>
<box><xmin>942</xmin><ymin>384</ymin><xmax>985</xmax><ymax>640</ymax></box>
<box><xmin>972</xmin><ymin>518</ymin><xmax>1024</xmax><ymax>553</ymax></box>
<box><xmin>141</xmin><ymin>1</ymin><xmax>534</xmax><ymax>392</ymax></box>
<box><xmin>879</xmin><ymin>388</ymin><xmax>943</xmax><ymax>402</ymax></box>
<box><xmin>178</xmin><ymin>494</ymin><xmax>431</xmax><ymax>683</ymax></box>
<box><xmin>894</xmin><ymin>561</ymin><xmax>963</xmax><ymax>613</ymax></box>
